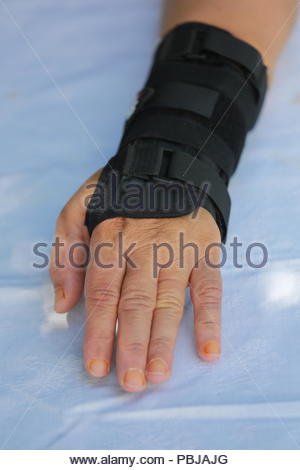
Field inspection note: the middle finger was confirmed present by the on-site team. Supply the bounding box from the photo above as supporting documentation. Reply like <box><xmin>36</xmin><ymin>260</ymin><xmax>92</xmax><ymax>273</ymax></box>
<box><xmin>117</xmin><ymin>249</ymin><xmax>158</xmax><ymax>392</ymax></box>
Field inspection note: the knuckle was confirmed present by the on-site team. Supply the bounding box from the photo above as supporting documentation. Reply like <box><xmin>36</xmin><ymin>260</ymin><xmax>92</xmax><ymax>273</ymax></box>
<box><xmin>203</xmin><ymin>289</ymin><xmax>222</xmax><ymax>307</ymax></box>
<box><xmin>87</xmin><ymin>327</ymin><xmax>113</xmax><ymax>344</ymax></box>
<box><xmin>197</xmin><ymin>279</ymin><xmax>222</xmax><ymax>304</ymax></box>
<box><xmin>195</xmin><ymin>316</ymin><xmax>221</xmax><ymax>334</ymax></box>
<box><xmin>150</xmin><ymin>336</ymin><xmax>172</xmax><ymax>354</ymax></box>
<box><xmin>86</xmin><ymin>286</ymin><xmax>119</xmax><ymax>305</ymax></box>
<box><xmin>121</xmin><ymin>341</ymin><xmax>147</xmax><ymax>356</ymax></box>
<box><xmin>155</xmin><ymin>309</ymin><xmax>182</xmax><ymax>328</ymax></box>
<box><xmin>202</xmin><ymin>297</ymin><xmax>221</xmax><ymax>309</ymax></box>
<box><xmin>156</xmin><ymin>294</ymin><xmax>182</xmax><ymax>312</ymax></box>
<box><xmin>118</xmin><ymin>310</ymin><xmax>146</xmax><ymax>327</ymax></box>
<box><xmin>197</xmin><ymin>319</ymin><xmax>219</xmax><ymax>329</ymax></box>
<box><xmin>100</xmin><ymin>217</ymin><xmax>126</xmax><ymax>234</ymax></box>
<box><xmin>120</xmin><ymin>289</ymin><xmax>155</xmax><ymax>312</ymax></box>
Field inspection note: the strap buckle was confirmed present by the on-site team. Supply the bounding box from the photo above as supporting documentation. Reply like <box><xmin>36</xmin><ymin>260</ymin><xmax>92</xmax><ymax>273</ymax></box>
<box><xmin>181</xmin><ymin>30</ymin><xmax>208</xmax><ymax>60</ymax></box>
<box><xmin>122</xmin><ymin>141</ymin><xmax>183</xmax><ymax>180</ymax></box>
<box><xmin>161</xmin><ymin>29</ymin><xmax>208</xmax><ymax>61</ymax></box>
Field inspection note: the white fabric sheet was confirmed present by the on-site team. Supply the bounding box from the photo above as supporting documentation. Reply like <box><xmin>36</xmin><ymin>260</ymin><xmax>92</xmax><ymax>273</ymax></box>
<box><xmin>1</xmin><ymin>0</ymin><xmax>300</xmax><ymax>450</ymax></box>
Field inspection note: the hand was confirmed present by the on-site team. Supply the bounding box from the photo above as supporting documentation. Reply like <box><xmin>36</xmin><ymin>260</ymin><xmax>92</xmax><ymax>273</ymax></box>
<box><xmin>50</xmin><ymin>169</ymin><xmax>223</xmax><ymax>392</ymax></box>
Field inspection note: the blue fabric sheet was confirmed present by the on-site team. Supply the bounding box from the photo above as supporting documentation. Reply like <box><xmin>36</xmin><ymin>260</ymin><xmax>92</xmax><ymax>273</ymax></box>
<box><xmin>1</xmin><ymin>0</ymin><xmax>300</xmax><ymax>450</ymax></box>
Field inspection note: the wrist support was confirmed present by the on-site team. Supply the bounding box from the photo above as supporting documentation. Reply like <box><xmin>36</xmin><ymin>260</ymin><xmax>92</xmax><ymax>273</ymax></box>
<box><xmin>85</xmin><ymin>22</ymin><xmax>267</xmax><ymax>242</ymax></box>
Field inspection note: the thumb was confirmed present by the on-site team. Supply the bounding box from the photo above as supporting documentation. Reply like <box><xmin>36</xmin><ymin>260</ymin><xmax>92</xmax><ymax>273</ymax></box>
<box><xmin>49</xmin><ymin>170</ymin><xmax>101</xmax><ymax>313</ymax></box>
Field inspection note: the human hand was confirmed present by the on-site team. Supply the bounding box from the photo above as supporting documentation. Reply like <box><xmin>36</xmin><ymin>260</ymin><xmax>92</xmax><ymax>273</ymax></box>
<box><xmin>50</xmin><ymin>169</ymin><xmax>222</xmax><ymax>392</ymax></box>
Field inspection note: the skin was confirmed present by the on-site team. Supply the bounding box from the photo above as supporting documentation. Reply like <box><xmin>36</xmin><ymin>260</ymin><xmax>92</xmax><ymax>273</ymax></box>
<box><xmin>50</xmin><ymin>0</ymin><xmax>297</xmax><ymax>392</ymax></box>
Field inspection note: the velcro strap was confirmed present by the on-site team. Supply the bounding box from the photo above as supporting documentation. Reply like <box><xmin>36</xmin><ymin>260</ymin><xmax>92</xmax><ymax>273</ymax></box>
<box><xmin>156</xmin><ymin>23</ymin><xmax>267</xmax><ymax>108</ymax></box>
<box><xmin>136</xmin><ymin>82</ymin><xmax>219</xmax><ymax>119</ymax></box>
<box><xmin>158</xmin><ymin>24</ymin><xmax>264</xmax><ymax>83</ymax></box>
<box><xmin>147</xmin><ymin>62</ymin><xmax>257</xmax><ymax>129</ymax></box>
<box><xmin>121</xmin><ymin>113</ymin><xmax>238</xmax><ymax>178</ymax></box>
<box><xmin>167</xmin><ymin>148</ymin><xmax>231</xmax><ymax>227</ymax></box>
<box><xmin>120</xmin><ymin>140</ymin><xmax>231</xmax><ymax>230</ymax></box>
<box><xmin>122</xmin><ymin>140</ymin><xmax>165</xmax><ymax>177</ymax></box>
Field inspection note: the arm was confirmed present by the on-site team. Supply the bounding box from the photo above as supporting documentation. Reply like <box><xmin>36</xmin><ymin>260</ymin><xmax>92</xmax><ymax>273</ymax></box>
<box><xmin>50</xmin><ymin>0</ymin><xmax>298</xmax><ymax>392</ymax></box>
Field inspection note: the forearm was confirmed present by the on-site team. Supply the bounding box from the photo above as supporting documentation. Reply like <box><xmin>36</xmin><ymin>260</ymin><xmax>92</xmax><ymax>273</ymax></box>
<box><xmin>162</xmin><ymin>0</ymin><xmax>298</xmax><ymax>74</ymax></box>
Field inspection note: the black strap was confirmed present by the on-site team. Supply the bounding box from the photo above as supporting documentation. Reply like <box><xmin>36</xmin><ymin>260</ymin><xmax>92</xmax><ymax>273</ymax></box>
<box><xmin>167</xmin><ymin>148</ymin><xmax>231</xmax><ymax>229</ymax></box>
<box><xmin>146</xmin><ymin>61</ymin><xmax>258</xmax><ymax>129</ymax></box>
<box><xmin>136</xmin><ymin>82</ymin><xmax>220</xmax><ymax>120</ymax></box>
<box><xmin>156</xmin><ymin>22</ymin><xmax>267</xmax><ymax>104</ymax></box>
<box><xmin>119</xmin><ymin>140</ymin><xmax>231</xmax><ymax>232</ymax></box>
<box><xmin>121</xmin><ymin>113</ymin><xmax>238</xmax><ymax>178</ymax></box>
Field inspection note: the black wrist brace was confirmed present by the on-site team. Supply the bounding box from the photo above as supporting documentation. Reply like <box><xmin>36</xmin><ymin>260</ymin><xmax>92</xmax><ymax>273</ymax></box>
<box><xmin>85</xmin><ymin>22</ymin><xmax>267</xmax><ymax>242</ymax></box>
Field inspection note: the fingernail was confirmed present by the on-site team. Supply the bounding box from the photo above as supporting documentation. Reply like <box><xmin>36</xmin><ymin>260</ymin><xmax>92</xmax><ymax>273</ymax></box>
<box><xmin>201</xmin><ymin>341</ymin><xmax>221</xmax><ymax>360</ymax></box>
<box><xmin>122</xmin><ymin>368</ymin><xmax>146</xmax><ymax>391</ymax></box>
<box><xmin>87</xmin><ymin>359</ymin><xmax>110</xmax><ymax>378</ymax></box>
<box><xmin>54</xmin><ymin>286</ymin><xmax>65</xmax><ymax>311</ymax></box>
<box><xmin>147</xmin><ymin>358</ymin><xmax>169</xmax><ymax>377</ymax></box>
